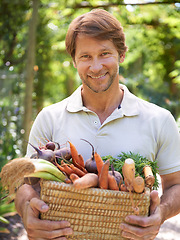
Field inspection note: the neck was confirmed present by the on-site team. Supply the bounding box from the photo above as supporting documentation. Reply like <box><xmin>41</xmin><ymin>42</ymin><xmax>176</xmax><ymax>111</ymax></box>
<box><xmin>81</xmin><ymin>83</ymin><xmax>123</xmax><ymax>124</ymax></box>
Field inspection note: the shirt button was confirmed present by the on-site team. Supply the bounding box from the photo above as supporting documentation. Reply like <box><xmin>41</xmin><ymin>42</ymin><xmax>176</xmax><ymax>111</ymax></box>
<box><xmin>94</xmin><ymin>120</ymin><xmax>98</xmax><ymax>125</ymax></box>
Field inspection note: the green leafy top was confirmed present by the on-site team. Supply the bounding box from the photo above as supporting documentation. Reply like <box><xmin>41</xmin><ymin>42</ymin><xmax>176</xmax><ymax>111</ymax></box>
<box><xmin>102</xmin><ymin>152</ymin><xmax>159</xmax><ymax>189</ymax></box>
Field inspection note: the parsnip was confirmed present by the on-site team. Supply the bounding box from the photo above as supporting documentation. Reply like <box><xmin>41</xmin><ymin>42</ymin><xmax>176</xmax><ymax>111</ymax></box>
<box><xmin>143</xmin><ymin>165</ymin><xmax>155</xmax><ymax>189</ymax></box>
<box><xmin>122</xmin><ymin>158</ymin><xmax>135</xmax><ymax>191</ymax></box>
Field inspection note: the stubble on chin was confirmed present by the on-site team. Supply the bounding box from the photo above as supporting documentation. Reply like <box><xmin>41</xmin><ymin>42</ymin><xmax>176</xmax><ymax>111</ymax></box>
<box><xmin>80</xmin><ymin>73</ymin><xmax>117</xmax><ymax>94</ymax></box>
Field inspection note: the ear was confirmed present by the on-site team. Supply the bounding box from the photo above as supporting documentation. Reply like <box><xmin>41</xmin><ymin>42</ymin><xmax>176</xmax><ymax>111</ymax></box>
<box><xmin>73</xmin><ymin>60</ymin><xmax>77</xmax><ymax>68</ymax></box>
<box><xmin>120</xmin><ymin>53</ymin><xmax>125</xmax><ymax>63</ymax></box>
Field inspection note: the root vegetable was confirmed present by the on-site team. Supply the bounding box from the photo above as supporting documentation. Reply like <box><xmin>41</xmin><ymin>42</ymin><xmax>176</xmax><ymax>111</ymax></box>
<box><xmin>70</xmin><ymin>173</ymin><xmax>79</xmax><ymax>183</ymax></box>
<box><xmin>61</xmin><ymin>160</ymin><xmax>74</xmax><ymax>176</ymax></box>
<box><xmin>99</xmin><ymin>159</ymin><xmax>110</xmax><ymax>189</ymax></box>
<box><xmin>28</xmin><ymin>142</ymin><xmax>55</xmax><ymax>163</ymax></box>
<box><xmin>109</xmin><ymin>164</ymin><xmax>123</xmax><ymax>188</ymax></box>
<box><xmin>72</xmin><ymin>173</ymin><xmax>98</xmax><ymax>189</ymax></box>
<box><xmin>81</xmin><ymin>139</ymin><xmax>97</xmax><ymax>174</ymax></box>
<box><xmin>54</xmin><ymin>147</ymin><xmax>72</xmax><ymax>161</ymax></box>
<box><xmin>108</xmin><ymin>174</ymin><xmax>119</xmax><ymax>191</ymax></box>
<box><xmin>122</xmin><ymin>158</ymin><xmax>135</xmax><ymax>191</ymax></box>
<box><xmin>132</xmin><ymin>176</ymin><xmax>145</xmax><ymax>193</ymax></box>
<box><xmin>143</xmin><ymin>165</ymin><xmax>155</xmax><ymax>189</ymax></box>
<box><xmin>45</xmin><ymin>141</ymin><xmax>56</xmax><ymax>151</ymax></box>
<box><xmin>69</xmin><ymin>164</ymin><xmax>86</xmax><ymax>177</ymax></box>
<box><xmin>68</xmin><ymin>141</ymin><xmax>85</xmax><ymax>167</ymax></box>
<box><xmin>94</xmin><ymin>152</ymin><xmax>104</xmax><ymax>175</ymax></box>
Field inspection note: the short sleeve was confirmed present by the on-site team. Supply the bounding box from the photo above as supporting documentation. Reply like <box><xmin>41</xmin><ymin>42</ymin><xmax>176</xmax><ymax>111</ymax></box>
<box><xmin>156</xmin><ymin>112</ymin><xmax>180</xmax><ymax>175</ymax></box>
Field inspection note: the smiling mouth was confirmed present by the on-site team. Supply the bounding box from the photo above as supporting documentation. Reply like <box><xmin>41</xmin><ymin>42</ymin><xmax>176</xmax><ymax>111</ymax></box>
<box><xmin>88</xmin><ymin>73</ymin><xmax>107</xmax><ymax>79</ymax></box>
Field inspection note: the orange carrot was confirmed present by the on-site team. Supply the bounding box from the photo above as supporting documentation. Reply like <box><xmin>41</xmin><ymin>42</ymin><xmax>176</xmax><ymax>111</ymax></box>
<box><xmin>108</xmin><ymin>174</ymin><xmax>119</xmax><ymax>191</ymax></box>
<box><xmin>61</xmin><ymin>160</ymin><xmax>74</xmax><ymax>176</ymax></box>
<box><xmin>78</xmin><ymin>154</ymin><xmax>85</xmax><ymax>168</ymax></box>
<box><xmin>73</xmin><ymin>173</ymin><xmax>98</xmax><ymax>189</ymax></box>
<box><xmin>73</xmin><ymin>159</ymin><xmax>88</xmax><ymax>173</ymax></box>
<box><xmin>69</xmin><ymin>164</ymin><xmax>86</xmax><ymax>177</ymax></box>
<box><xmin>68</xmin><ymin>141</ymin><xmax>85</xmax><ymax>168</ymax></box>
<box><xmin>99</xmin><ymin>159</ymin><xmax>110</xmax><ymax>189</ymax></box>
<box><xmin>70</xmin><ymin>173</ymin><xmax>79</xmax><ymax>183</ymax></box>
<box><xmin>94</xmin><ymin>152</ymin><xmax>104</xmax><ymax>175</ymax></box>
<box><xmin>54</xmin><ymin>159</ymin><xmax>66</xmax><ymax>173</ymax></box>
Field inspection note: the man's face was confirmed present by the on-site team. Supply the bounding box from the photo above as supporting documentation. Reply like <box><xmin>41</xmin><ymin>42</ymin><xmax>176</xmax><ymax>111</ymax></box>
<box><xmin>74</xmin><ymin>35</ymin><xmax>121</xmax><ymax>93</ymax></box>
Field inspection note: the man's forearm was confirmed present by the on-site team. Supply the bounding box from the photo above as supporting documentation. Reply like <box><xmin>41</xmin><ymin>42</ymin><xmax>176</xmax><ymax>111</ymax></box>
<box><xmin>160</xmin><ymin>184</ymin><xmax>180</xmax><ymax>223</ymax></box>
<box><xmin>15</xmin><ymin>184</ymin><xmax>40</xmax><ymax>218</ymax></box>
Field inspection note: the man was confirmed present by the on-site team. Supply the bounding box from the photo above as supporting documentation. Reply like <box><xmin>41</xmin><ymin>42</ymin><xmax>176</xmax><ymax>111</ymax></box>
<box><xmin>15</xmin><ymin>9</ymin><xmax>180</xmax><ymax>239</ymax></box>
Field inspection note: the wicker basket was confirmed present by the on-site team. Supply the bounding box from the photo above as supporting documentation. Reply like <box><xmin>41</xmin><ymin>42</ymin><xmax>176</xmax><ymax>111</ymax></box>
<box><xmin>40</xmin><ymin>180</ymin><xmax>150</xmax><ymax>240</ymax></box>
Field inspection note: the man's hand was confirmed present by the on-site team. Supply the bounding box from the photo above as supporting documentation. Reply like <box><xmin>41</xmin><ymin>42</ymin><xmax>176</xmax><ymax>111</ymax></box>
<box><xmin>120</xmin><ymin>190</ymin><xmax>162</xmax><ymax>240</ymax></box>
<box><xmin>22</xmin><ymin>197</ymin><xmax>73</xmax><ymax>240</ymax></box>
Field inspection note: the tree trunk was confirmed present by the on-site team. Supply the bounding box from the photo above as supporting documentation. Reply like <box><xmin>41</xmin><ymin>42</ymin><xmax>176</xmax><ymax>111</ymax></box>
<box><xmin>22</xmin><ymin>0</ymin><xmax>40</xmax><ymax>155</ymax></box>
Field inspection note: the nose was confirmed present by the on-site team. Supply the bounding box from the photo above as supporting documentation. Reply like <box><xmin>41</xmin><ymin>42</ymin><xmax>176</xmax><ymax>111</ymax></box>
<box><xmin>89</xmin><ymin>57</ymin><xmax>103</xmax><ymax>73</ymax></box>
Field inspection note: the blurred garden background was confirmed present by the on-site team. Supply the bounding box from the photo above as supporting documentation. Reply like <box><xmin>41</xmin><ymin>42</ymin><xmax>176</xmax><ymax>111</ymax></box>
<box><xmin>0</xmin><ymin>0</ymin><xmax>180</xmax><ymax>238</ymax></box>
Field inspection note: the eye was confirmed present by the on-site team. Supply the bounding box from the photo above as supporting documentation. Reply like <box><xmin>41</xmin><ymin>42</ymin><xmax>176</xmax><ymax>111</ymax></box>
<box><xmin>101</xmin><ymin>52</ymin><xmax>109</xmax><ymax>56</ymax></box>
<box><xmin>81</xmin><ymin>54</ymin><xmax>90</xmax><ymax>59</ymax></box>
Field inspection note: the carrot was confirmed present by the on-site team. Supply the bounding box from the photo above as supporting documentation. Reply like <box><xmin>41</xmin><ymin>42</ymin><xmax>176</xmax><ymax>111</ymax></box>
<box><xmin>72</xmin><ymin>173</ymin><xmax>98</xmax><ymax>189</ymax></box>
<box><xmin>132</xmin><ymin>176</ymin><xmax>145</xmax><ymax>193</ymax></box>
<box><xmin>54</xmin><ymin>159</ymin><xmax>66</xmax><ymax>173</ymax></box>
<box><xmin>68</xmin><ymin>141</ymin><xmax>81</xmax><ymax>165</ymax></box>
<box><xmin>94</xmin><ymin>152</ymin><xmax>104</xmax><ymax>175</ymax></box>
<box><xmin>78</xmin><ymin>154</ymin><xmax>85</xmax><ymax>168</ymax></box>
<box><xmin>70</xmin><ymin>173</ymin><xmax>79</xmax><ymax>183</ymax></box>
<box><xmin>122</xmin><ymin>158</ymin><xmax>135</xmax><ymax>191</ymax></box>
<box><xmin>69</xmin><ymin>164</ymin><xmax>86</xmax><ymax>177</ymax></box>
<box><xmin>73</xmin><ymin>158</ymin><xmax>88</xmax><ymax>173</ymax></box>
<box><xmin>143</xmin><ymin>165</ymin><xmax>155</xmax><ymax>189</ymax></box>
<box><xmin>68</xmin><ymin>141</ymin><xmax>87</xmax><ymax>171</ymax></box>
<box><xmin>99</xmin><ymin>159</ymin><xmax>110</xmax><ymax>189</ymax></box>
<box><xmin>61</xmin><ymin>160</ymin><xmax>74</xmax><ymax>176</ymax></box>
<box><xmin>108</xmin><ymin>174</ymin><xmax>119</xmax><ymax>191</ymax></box>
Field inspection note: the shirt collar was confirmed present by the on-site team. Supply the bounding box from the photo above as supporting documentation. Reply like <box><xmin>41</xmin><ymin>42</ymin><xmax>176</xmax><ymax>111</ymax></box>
<box><xmin>120</xmin><ymin>84</ymin><xmax>140</xmax><ymax>116</ymax></box>
<box><xmin>66</xmin><ymin>85</ymin><xmax>84</xmax><ymax>112</ymax></box>
<box><xmin>67</xmin><ymin>84</ymin><xmax>140</xmax><ymax>117</ymax></box>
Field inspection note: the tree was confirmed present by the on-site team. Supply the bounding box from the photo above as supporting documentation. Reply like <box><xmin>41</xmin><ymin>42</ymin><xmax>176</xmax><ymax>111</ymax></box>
<box><xmin>23</xmin><ymin>0</ymin><xmax>40</xmax><ymax>154</ymax></box>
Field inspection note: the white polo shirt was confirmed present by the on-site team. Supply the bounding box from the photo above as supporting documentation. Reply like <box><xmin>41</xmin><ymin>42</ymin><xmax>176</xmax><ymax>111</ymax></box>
<box><xmin>27</xmin><ymin>85</ymin><xmax>180</xmax><ymax>175</ymax></box>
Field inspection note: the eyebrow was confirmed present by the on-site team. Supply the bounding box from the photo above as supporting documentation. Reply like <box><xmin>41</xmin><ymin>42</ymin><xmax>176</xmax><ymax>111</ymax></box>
<box><xmin>78</xmin><ymin>46</ymin><xmax>112</xmax><ymax>56</ymax></box>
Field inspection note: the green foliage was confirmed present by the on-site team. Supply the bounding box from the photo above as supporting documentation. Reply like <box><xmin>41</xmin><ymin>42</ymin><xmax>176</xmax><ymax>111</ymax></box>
<box><xmin>103</xmin><ymin>152</ymin><xmax>159</xmax><ymax>189</ymax></box>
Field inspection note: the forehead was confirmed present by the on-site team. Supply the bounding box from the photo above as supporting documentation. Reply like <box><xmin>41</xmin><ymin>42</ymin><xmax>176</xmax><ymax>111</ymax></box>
<box><xmin>75</xmin><ymin>35</ymin><xmax>117</xmax><ymax>54</ymax></box>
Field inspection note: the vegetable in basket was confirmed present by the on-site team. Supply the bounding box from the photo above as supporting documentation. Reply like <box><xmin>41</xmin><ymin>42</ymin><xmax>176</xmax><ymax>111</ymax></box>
<box><xmin>103</xmin><ymin>151</ymin><xmax>159</xmax><ymax>190</ymax></box>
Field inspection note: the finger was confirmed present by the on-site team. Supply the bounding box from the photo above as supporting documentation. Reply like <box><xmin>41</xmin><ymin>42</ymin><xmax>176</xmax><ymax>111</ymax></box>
<box><xmin>31</xmin><ymin>237</ymin><xmax>68</xmax><ymax>240</ymax></box>
<box><xmin>33</xmin><ymin>220</ymin><xmax>72</xmax><ymax>231</ymax></box>
<box><xmin>30</xmin><ymin>198</ymin><xmax>49</xmax><ymax>216</ymax></box>
<box><xmin>30</xmin><ymin>227</ymin><xmax>73</xmax><ymax>239</ymax></box>
<box><xmin>123</xmin><ymin>212</ymin><xmax>160</xmax><ymax>228</ymax></box>
<box><xmin>150</xmin><ymin>190</ymin><xmax>160</xmax><ymax>215</ymax></box>
<box><xmin>121</xmin><ymin>229</ymin><xmax>157</xmax><ymax>240</ymax></box>
<box><xmin>120</xmin><ymin>223</ymin><xmax>159</xmax><ymax>239</ymax></box>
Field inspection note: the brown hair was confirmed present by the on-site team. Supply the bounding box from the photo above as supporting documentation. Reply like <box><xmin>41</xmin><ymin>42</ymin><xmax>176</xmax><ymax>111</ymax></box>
<box><xmin>65</xmin><ymin>9</ymin><xmax>128</xmax><ymax>60</ymax></box>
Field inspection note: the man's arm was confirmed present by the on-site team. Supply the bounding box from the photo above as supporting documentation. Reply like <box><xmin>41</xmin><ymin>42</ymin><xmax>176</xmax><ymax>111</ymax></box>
<box><xmin>120</xmin><ymin>171</ymin><xmax>180</xmax><ymax>240</ymax></box>
<box><xmin>160</xmin><ymin>170</ymin><xmax>180</xmax><ymax>222</ymax></box>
